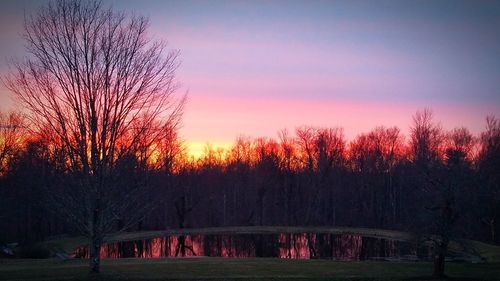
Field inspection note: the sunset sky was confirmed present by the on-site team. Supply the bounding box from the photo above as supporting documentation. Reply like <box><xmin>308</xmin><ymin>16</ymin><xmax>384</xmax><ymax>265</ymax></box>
<box><xmin>1</xmin><ymin>0</ymin><xmax>499</xmax><ymax>157</ymax></box>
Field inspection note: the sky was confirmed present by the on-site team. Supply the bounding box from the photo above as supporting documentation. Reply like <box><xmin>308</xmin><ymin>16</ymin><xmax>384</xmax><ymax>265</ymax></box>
<box><xmin>1</xmin><ymin>0</ymin><xmax>499</xmax><ymax>157</ymax></box>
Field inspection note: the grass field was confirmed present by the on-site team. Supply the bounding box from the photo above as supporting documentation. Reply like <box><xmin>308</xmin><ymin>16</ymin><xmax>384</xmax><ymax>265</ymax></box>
<box><xmin>1</xmin><ymin>257</ymin><xmax>500</xmax><ymax>281</ymax></box>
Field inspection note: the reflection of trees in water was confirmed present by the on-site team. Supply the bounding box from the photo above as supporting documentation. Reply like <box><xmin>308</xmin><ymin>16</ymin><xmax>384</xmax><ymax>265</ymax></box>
<box><xmin>74</xmin><ymin>233</ymin><xmax>413</xmax><ymax>260</ymax></box>
<box><xmin>174</xmin><ymin>235</ymin><xmax>196</xmax><ymax>257</ymax></box>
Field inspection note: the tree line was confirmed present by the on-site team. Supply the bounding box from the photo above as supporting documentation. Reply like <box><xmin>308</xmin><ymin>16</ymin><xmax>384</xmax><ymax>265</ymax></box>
<box><xmin>1</xmin><ymin>110</ymin><xmax>499</xmax><ymax>247</ymax></box>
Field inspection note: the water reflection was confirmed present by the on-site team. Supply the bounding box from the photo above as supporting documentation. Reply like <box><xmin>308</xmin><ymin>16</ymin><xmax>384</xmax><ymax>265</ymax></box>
<box><xmin>74</xmin><ymin>233</ymin><xmax>417</xmax><ymax>260</ymax></box>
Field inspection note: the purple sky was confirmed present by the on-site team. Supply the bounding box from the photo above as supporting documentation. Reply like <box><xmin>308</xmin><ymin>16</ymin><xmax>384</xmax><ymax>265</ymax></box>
<box><xmin>1</xmin><ymin>0</ymin><xmax>499</xmax><ymax>156</ymax></box>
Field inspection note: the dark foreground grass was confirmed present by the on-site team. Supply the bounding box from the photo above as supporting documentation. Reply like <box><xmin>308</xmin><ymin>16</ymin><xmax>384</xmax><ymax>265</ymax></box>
<box><xmin>1</xmin><ymin>258</ymin><xmax>499</xmax><ymax>281</ymax></box>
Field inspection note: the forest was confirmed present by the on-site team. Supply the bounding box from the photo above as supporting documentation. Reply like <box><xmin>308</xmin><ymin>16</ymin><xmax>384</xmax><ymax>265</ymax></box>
<box><xmin>1</xmin><ymin>109</ymin><xmax>499</xmax><ymax>248</ymax></box>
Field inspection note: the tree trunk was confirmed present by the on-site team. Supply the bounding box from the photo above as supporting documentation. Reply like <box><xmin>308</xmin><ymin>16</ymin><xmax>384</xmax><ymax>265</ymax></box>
<box><xmin>433</xmin><ymin>252</ymin><xmax>445</xmax><ymax>278</ymax></box>
<box><xmin>90</xmin><ymin>237</ymin><xmax>102</xmax><ymax>273</ymax></box>
<box><xmin>432</xmin><ymin>239</ymin><xmax>448</xmax><ymax>279</ymax></box>
<box><xmin>490</xmin><ymin>218</ymin><xmax>495</xmax><ymax>243</ymax></box>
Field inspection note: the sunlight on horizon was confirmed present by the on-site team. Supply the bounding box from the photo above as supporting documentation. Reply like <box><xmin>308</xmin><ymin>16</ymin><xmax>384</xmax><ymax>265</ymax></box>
<box><xmin>185</xmin><ymin>141</ymin><xmax>233</xmax><ymax>159</ymax></box>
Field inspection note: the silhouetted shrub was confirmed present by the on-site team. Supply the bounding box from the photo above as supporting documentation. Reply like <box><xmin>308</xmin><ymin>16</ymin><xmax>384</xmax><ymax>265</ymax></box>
<box><xmin>16</xmin><ymin>243</ymin><xmax>51</xmax><ymax>259</ymax></box>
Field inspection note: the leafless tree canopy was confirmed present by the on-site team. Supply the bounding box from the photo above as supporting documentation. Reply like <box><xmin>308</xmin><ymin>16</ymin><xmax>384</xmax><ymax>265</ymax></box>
<box><xmin>410</xmin><ymin>109</ymin><xmax>444</xmax><ymax>165</ymax></box>
<box><xmin>6</xmin><ymin>0</ymin><xmax>183</xmax><ymax>172</ymax></box>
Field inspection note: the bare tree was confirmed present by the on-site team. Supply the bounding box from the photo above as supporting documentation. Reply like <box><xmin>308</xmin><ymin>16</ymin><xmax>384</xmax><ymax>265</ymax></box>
<box><xmin>410</xmin><ymin>109</ymin><xmax>444</xmax><ymax>166</ymax></box>
<box><xmin>349</xmin><ymin>126</ymin><xmax>404</xmax><ymax>226</ymax></box>
<box><xmin>478</xmin><ymin>116</ymin><xmax>500</xmax><ymax>243</ymax></box>
<box><xmin>278</xmin><ymin>129</ymin><xmax>298</xmax><ymax>225</ymax></box>
<box><xmin>409</xmin><ymin>110</ymin><xmax>460</xmax><ymax>278</ymax></box>
<box><xmin>0</xmin><ymin>112</ymin><xmax>25</xmax><ymax>176</ymax></box>
<box><xmin>313</xmin><ymin>128</ymin><xmax>345</xmax><ymax>226</ymax></box>
<box><xmin>0</xmin><ymin>112</ymin><xmax>26</xmax><ymax>224</ymax></box>
<box><xmin>295</xmin><ymin>127</ymin><xmax>346</xmax><ymax>225</ymax></box>
<box><xmin>4</xmin><ymin>0</ymin><xmax>184</xmax><ymax>273</ymax></box>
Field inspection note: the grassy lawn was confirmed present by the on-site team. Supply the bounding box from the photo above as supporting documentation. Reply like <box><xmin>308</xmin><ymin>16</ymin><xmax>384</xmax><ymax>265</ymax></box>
<box><xmin>1</xmin><ymin>257</ymin><xmax>499</xmax><ymax>281</ymax></box>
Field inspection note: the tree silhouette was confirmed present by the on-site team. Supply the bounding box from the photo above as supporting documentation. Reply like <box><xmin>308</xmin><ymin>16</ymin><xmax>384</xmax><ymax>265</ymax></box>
<box><xmin>478</xmin><ymin>116</ymin><xmax>500</xmax><ymax>243</ymax></box>
<box><xmin>349</xmin><ymin>126</ymin><xmax>404</xmax><ymax>227</ymax></box>
<box><xmin>4</xmin><ymin>0</ymin><xmax>184</xmax><ymax>273</ymax></box>
<box><xmin>410</xmin><ymin>109</ymin><xmax>444</xmax><ymax>167</ymax></box>
<box><xmin>0</xmin><ymin>112</ymin><xmax>25</xmax><ymax>177</ymax></box>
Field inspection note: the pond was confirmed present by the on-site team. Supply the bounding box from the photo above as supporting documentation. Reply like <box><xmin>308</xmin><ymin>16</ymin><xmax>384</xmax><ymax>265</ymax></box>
<box><xmin>74</xmin><ymin>233</ymin><xmax>426</xmax><ymax>260</ymax></box>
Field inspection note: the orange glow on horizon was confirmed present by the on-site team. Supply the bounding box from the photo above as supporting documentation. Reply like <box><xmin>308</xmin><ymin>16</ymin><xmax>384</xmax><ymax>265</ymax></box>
<box><xmin>186</xmin><ymin>141</ymin><xmax>233</xmax><ymax>159</ymax></box>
